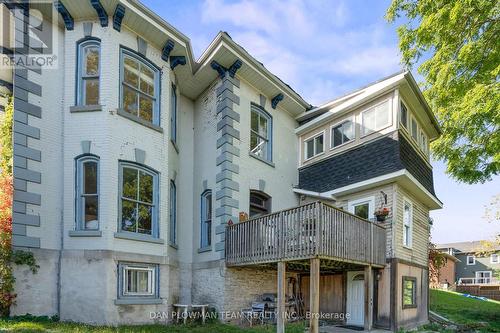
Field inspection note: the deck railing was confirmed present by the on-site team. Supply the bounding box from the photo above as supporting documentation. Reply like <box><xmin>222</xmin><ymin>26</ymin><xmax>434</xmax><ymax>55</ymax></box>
<box><xmin>225</xmin><ymin>201</ymin><xmax>386</xmax><ymax>267</ymax></box>
<box><xmin>458</xmin><ymin>277</ymin><xmax>499</xmax><ymax>285</ymax></box>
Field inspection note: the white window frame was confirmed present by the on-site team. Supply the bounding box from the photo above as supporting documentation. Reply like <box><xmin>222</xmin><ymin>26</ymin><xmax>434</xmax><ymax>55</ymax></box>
<box><xmin>475</xmin><ymin>271</ymin><xmax>492</xmax><ymax>284</ymax></box>
<box><xmin>360</xmin><ymin>100</ymin><xmax>391</xmax><ymax>137</ymax></box>
<box><xmin>304</xmin><ymin>130</ymin><xmax>325</xmax><ymax>161</ymax></box>
<box><xmin>400</xmin><ymin>100</ymin><xmax>409</xmax><ymax>130</ymax></box>
<box><xmin>330</xmin><ymin>118</ymin><xmax>354</xmax><ymax>149</ymax></box>
<box><xmin>118</xmin><ymin>262</ymin><xmax>159</xmax><ymax>299</ymax></box>
<box><xmin>348</xmin><ymin>196</ymin><xmax>375</xmax><ymax>220</ymax></box>
<box><xmin>491</xmin><ymin>253</ymin><xmax>499</xmax><ymax>264</ymax></box>
<box><xmin>420</xmin><ymin>129</ymin><xmax>428</xmax><ymax>156</ymax></box>
<box><xmin>410</xmin><ymin>115</ymin><xmax>418</xmax><ymax>142</ymax></box>
<box><xmin>467</xmin><ymin>255</ymin><xmax>476</xmax><ymax>265</ymax></box>
<box><xmin>403</xmin><ymin>198</ymin><xmax>413</xmax><ymax>248</ymax></box>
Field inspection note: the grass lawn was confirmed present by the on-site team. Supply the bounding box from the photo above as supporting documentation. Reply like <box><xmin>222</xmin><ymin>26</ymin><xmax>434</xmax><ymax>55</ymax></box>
<box><xmin>425</xmin><ymin>289</ymin><xmax>500</xmax><ymax>332</ymax></box>
<box><xmin>0</xmin><ymin>316</ymin><xmax>307</xmax><ymax>333</ymax></box>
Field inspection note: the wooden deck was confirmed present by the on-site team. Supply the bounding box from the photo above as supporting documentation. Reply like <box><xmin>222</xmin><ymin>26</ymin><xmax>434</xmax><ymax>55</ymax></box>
<box><xmin>225</xmin><ymin>201</ymin><xmax>387</xmax><ymax>267</ymax></box>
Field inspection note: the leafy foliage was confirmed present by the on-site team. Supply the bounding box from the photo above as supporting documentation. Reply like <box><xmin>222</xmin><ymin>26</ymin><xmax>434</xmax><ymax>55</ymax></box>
<box><xmin>428</xmin><ymin>242</ymin><xmax>447</xmax><ymax>288</ymax></box>
<box><xmin>0</xmin><ymin>98</ymin><xmax>38</xmax><ymax>316</ymax></box>
<box><xmin>387</xmin><ymin>0</ymin><xmax>500</xmax><ymax>183</ymax></box>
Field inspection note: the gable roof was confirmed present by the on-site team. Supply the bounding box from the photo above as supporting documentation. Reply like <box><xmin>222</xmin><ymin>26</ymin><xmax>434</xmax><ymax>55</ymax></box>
<box><xmin>436</xmin><ymin>241</ymin><xmax>500</xmax><ymax>253</ymax></box>
<box><xmin>295</xmin><ymin>71</ymin><xmax>442</xmax><ymax>138</ymax></box>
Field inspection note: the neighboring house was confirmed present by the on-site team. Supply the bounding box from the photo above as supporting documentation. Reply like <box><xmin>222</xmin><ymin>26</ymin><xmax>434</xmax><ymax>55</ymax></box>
<box><xmin>437</xmin><ymin>241</ymin><xmax>500</xmax><ymax>285</ymax></box>
<box><xmin>432</xmin><ymin>252</ymin><xmax>459</xmax><ymax>289</ymax></box>
<box><xmin>7</xmin><ymin>1</ymin><xmax>442</xmax><ymax>332</ymax></box>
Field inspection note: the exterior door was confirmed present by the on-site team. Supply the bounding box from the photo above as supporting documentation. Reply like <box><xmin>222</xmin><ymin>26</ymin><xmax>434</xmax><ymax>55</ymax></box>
<box><xmin>346</xmin><ymin>271</ymin><xmax>365</xmax><ymax>326</ymax></box>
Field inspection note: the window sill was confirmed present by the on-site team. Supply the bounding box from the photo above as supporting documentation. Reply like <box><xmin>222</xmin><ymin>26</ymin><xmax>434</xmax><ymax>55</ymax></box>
<box><xmin>115</xmin><ymin>298</ymin><xmax>163</xmax><ymax>305</ymax></box>
<box><xmin>402</xmin><ymin>245</ymin><xmax>413</xmax><ymax>251</ymax></box>
<box><xmin>249</xmin><ymin>153</ymin><xmax>275</xmax><ymax>168</ymax></box>
<box><xmin>68</xmin><ymin>230</ymin><xmax>102</xmax><ymax>237</ymax></box>
<box><xmin>70</xmin><ymin>105</ymin><xmax>103</xmax><ymax>113</ymax></box>
<box><xmin>197</xmin><ymin>246</ymin><xmax>212</xmax><ymax>253</ymax></box>
<box><xmin>116</xmin><ymin>109</ymin><xmax>163</xmax><ymax>133</ymax></box>
<box><xmin>402</xmin><ymin>304</ymin><xmax>417</xmax><ymax>310</ymax></box>
<box><xmin>114</xmin><ymin>232</ymin><xmax>164</xmax><ymax>244</ymax></box>
<box><xmin>169</xmin><ymin>242</ymin><xmax>178</xmax><ymax>250</ymax></box>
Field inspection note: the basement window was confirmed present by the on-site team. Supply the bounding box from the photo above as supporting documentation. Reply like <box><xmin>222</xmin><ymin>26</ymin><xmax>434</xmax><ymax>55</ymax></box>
<box><xmin>402</xmin><ymin>276</ymin><xmax>417</xmax><ymax>309</ymax></box>
<box><xmin>118</xmin><ymin>262</ymin><xmax>159</xmax><ymax>299</ymax></box>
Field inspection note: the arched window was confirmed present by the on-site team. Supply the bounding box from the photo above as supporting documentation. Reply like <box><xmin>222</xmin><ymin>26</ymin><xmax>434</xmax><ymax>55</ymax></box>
<box><xmin>120</xmin><ymin>48</ymin><xmax>160</xmax><ymax>125</ymax></box>
<box><xmin>249</xmin><ymin>190</ymin><xmax>271</xmax><ymax>218</ymax></box>
<box><xmin>200</xmin><ymin>190</ymin><xmax>212</xmax><ymax>248</ymax></box>
<box><xmin>119</xmin><ymin>162</ymin><xmax>159</xmax><ymax>237</ymax></box>
<box><xmin>250</xmin><ymin>105</ymin><xmax>272</xmax><ymax>162</ymax></box>
<box><xmin>77</xmin><ymin>39</ymin><xmax>100</xmax><ymax>105</ymax></box>
<box><xmin>75</xmin><ymin>155</ymin><xmax>99</xmax><ymax>230</ymax></box>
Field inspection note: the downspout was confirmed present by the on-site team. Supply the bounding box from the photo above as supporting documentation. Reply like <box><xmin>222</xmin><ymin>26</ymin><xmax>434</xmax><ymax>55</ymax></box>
<box><xmin>56</xmin><ymin>27</ymin><xmax>67</xmax><ymax>319</ymax></box>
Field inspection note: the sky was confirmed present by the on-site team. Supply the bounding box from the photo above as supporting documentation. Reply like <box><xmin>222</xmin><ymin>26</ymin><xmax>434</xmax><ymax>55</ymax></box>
<box><xmin>142</xmin><ymin>0</ymin><xmax>499</xmax><ymax>244</ymax></box>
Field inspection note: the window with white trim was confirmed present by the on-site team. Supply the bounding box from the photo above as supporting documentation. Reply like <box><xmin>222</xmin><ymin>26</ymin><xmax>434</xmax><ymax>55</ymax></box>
<box><xmin>200</xmin><ymin>190</ymin><xmax>212</xmax><ymax>248</ymax></box>
<box><xmin>411</xmin><ymin>116</ymin><xmax>418</xmax><ymax>141</ymax></box>
<box><xmin>250</xmin><ymin>105</ymin><xmax>272</xmax><ymax>162</ymax></box>
<box><xmin>348</xmin><ymin>197</ymin><xmax>375</xmax><ymax>220</ymax></box>
<box><xmin>467</xmin><ymin>255</ymin><xmax>476</xmax><ymax>265</ymax></box>
<box><xmin>420</xmin><ymin>130</ymin><xmax>428</xmax><ymax>156</ymax></box>
<box><xmin>491</xmin><ymin>253</ymin><xmax>499</xmax><ymax>264</ymax></box>
<box><xmin>120</xmin><ymin>48</ymin><xmax>160</xmax><ymax>125</ymax></box>
<box><xmin>304</xmin><ymin>132</ymin><xmax>324</xmax><ymax>160</ymax></box>
<box><xmin>77</xmin><ymin>39</ymin><xmax>100</xmax><ymax>105</ymax></box>
<box><xmin>475</xmin><ymin>271</ymin><xmax>492</xmax><ymax>284</ymax></box>
<box><xmin>119</xmin><ymin>162</ymin><xmax>158</xmax><ymax>236</ymax></box>
<box><xmin>400</xmin><ymin>101</ymin><xmax>408</xmax><ymax>129</ymax></box>
<box><xmin>331</xmin><ymin>120</ymin><xmax>354</xmax><ymax>148</ymax></box>
<box><xmin>361</xmin><ymin>100</ymin><xmax>390</xmax><ymax>136</ymax></box>
<box><xmin>75</xmin><ymin>155</ymin><xmax>99</xmax><ymax>230</ymax></box>
<box><xmin>169</xmin><ymin>180</ymin><xmax>177</xmax><ymax>245</ymax></box>
<box><xmin>118</xmin><ymin>262</ymin><xmax>159</xmax><ymax>299</ymax></box>
<box><xmin>403</xmin><ymin>199</ymin><xmax>413</xmax><ymax>248</ymax></box>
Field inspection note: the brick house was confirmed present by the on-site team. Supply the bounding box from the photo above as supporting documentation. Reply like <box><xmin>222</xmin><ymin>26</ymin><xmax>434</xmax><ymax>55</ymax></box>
<box><xmin>5</xmin><ymin>1</ymin><xmax>442</xmax><ymax>332</ymax></box>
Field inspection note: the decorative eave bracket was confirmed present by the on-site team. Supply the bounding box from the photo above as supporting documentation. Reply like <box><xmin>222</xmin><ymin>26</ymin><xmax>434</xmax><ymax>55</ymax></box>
<box><xmin>170</xmin><ymin>56</ymin><xmax>186</xmax><ymax>70</ymax></box>
<box><xmin>162</xmin><ymin>39</ymin><xmax>175</xmax><ymax>62</ymax></box>
<box><xmin>54</xmin><ymin>1</ymin><xmax>74</xmax><ymax>31</ymax></box>
<box><xmin>271</xmin><ymin>93</ymin><xmax>284</xmax><ymax>109</ymax></box>
<box><xmin>210</xmin><ymin>59</ymin><xmax>242</xmax><ymax>78</ymax></box>
<box><xmin>112</xmin><ymin>4</ymin><xmax>125</xmax><ymax>32</ymax></box>
<box><xmin>90</xmin><ymin>0</ymin><xmax>108</xmax><ymax>27</ymax></box>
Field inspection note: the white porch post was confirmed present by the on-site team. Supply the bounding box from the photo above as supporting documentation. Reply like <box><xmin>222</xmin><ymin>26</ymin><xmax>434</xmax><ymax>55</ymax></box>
<box><xmin>277</xmin><ymin>261</ymin><xmax>286</xmax><ymax>333</ymax></box>
<box><xmin>310</xmin><ymin>258</ymin><xmax>320</xmax><ymax>333</ymax></box>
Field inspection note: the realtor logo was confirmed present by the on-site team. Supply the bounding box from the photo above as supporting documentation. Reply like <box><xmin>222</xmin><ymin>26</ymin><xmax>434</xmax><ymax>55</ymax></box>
<box><xmin>1</xmin><ymin>0</ymin><xmax>58</xmax><ymax>69</ymax></box>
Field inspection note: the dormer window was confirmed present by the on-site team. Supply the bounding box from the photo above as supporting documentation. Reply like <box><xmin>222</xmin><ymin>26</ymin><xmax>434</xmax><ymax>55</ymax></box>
<box><xmin>77</xmin><ymin>39</ymin><xmax>100</xmax><ymax>105</ymax></box>
<box><xmin>304</xmin><ymin>132</ymin><xmax>324</xmax><ymax>160</ymax></box>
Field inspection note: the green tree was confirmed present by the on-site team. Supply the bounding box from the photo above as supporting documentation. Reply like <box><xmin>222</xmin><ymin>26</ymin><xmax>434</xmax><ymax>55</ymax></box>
<box><xmin>386</xmin><ymin>0</ymin><xmax>500</xmax><ymax>183</ymax></box>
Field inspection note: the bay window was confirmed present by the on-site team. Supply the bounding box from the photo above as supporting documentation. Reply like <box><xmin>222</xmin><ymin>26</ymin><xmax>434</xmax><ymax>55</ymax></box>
<box><xmin>120</xmin><ymin>48</ymin><xmax>160</xmax><ymax>125</ymax></box>
<box><xmin>75</xmin><ymin>155</ymin><xmax>99</xmax><ymax>230</ymax></box>
<box><xmin>119</xmin><ymin>162</ymin><xmax>158</xmax><ymax>237</ymax></box>
<box><xmin>77</xmin><ymin>39</ymin><xmax>100</xmax><ymax>105</ymax></box>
